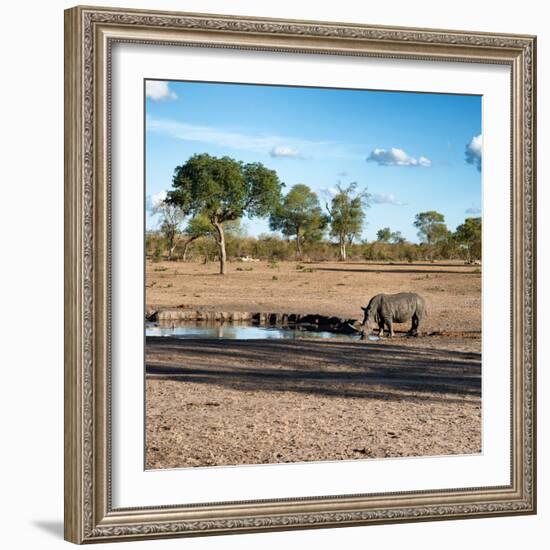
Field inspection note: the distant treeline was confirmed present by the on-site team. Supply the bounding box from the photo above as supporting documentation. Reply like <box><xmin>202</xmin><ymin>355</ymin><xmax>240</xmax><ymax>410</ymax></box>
<box><xmin>149</xmin><ymin>153</ymin><xmax>481</xmax><ymax>270</ymax></box>
<box><xmin>146</xmin><ymin>229</ymin><xmax>481</xmax><ymax>264</ymax></box>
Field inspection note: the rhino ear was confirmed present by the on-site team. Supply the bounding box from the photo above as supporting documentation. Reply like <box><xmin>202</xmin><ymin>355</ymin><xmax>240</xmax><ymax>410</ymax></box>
<box><xmin>361</xmin><ymin>306</ymin><xmax>368</xmax><ymax>312</ymax></box>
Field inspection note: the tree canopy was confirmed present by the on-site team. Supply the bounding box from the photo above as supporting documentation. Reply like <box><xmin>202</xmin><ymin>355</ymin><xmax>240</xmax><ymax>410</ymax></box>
<box><xmin>376</xmin><ymin>227</ymin><xmax>392</xmax><ymax>243</ymax></box>
<box><xmin>269</xmin><ymin>184</ymin><xmax>327</xmax><ymax>259</ymax></box>
<box><xmin>184</xmin><ymin>213</ymin><xmax>214</xmax><ymax>239</ymax></box>
<box><xmin>167</xmin><ymin>154</ymin><xmax>282</xmax><ymax>273</ymax></box>
<box><xmin>389</xmin><ymin>230</ymin><xmax>406</xmax><ymax>244</ymax></box>
<box><xmin>376</xmin><ymin>228</ymin><xmax>406</xmax><ymax>244</ymax></box>
<box><xmin>455</xmin><ymin>216</ymin><xmax>482</xmax><ymax>261</ymax></box>
<box><xmin>326</xmin><ymin>182</ymin><xmax>369</xmax><ymax>261</ymax></box>
<box><xmin>413</xmin><ymin>211</ymin><xmax>449</xmax><ymax>245</ymax></box>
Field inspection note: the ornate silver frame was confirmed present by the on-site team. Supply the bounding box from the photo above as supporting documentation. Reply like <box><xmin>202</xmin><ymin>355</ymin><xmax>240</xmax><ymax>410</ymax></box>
<box><xmin>64</xmin><ymin>5</ymin><xmax>537</xmax><ymax>544</ymax></box>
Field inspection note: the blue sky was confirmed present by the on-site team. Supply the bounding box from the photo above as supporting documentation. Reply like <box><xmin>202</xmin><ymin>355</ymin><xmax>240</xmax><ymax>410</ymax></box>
<box><xmin>145</xmin><ymin>79</ymin><xmax>482</xmax><ymax>242</ymax></box>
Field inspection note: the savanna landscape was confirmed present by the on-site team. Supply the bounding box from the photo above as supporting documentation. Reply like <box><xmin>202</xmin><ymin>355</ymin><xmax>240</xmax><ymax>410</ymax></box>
<box><xmin>144</xmin><ymin>79</ymin><xmax>483</xmax><ymax>470</ymax></box>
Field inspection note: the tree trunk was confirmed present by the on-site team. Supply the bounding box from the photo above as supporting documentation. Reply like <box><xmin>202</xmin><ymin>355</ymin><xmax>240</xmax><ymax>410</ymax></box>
<box><xmin>295</xmin><ymin>234</ymin><xmax>303</xmax><ymax>260</ymax></box>
<box><xmin>181</xmin><ymin>241</ymin><xmax>189</xmax><ymax>262</ymax></box>
<box><xmin>167</xmin><ymin>236</ymin><xmax>175</xmax><ymax>260</ymax></box>
<box><xmin>213</xmin><ymin>221</ymin><xmax>227</xmax><ymax>275</ymax></box>
<box><xmin>181</xmin><ymin>236</ymin><xmax>198</xmax><ymax>262</ymax></box>
<box><xmin>427</xmin><ymin>241</ymin><xmax>434</xmax><ymax>262</ymax></box>
<box><xmin>339</xmin><ymin>235</ymin><xmax>347</xmax><ymax>261</ymax></box>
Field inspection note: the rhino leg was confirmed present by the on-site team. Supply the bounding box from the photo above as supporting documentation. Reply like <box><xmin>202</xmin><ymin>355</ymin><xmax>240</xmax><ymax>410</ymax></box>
<box><xmin>385</xmin><ymin>318</ymin><xmax>394</xmax><ymax>338</ymax></box>
<box><xmin>377</xmin><ymin>321</ymin><xmax>385</xmax><ymax>336</ymax></box>
<box><xmin>409</xmin><ymin>313</ymin><xmax>419</xmax><ymax>336</ymax></box>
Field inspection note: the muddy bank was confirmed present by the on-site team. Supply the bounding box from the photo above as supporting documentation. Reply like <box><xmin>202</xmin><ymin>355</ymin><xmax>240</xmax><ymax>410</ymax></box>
<box><xmin>146</xmin><ymin>337</ymin><xmax>481</xmax><ymax>469</ymax></box>
<box><xmin>147</xmin><ymin>309</ymin><xmax>360</xmax><ymax>334</ymax></box>
<box><xmin>147</xmin><ymin>309</ymin><xmax>482</xmax><ymax>341</ymax></box>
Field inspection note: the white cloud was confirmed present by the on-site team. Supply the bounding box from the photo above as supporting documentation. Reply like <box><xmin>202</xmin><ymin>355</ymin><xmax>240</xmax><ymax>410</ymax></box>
<box><xmin>366</xmin><ymin>147</ymin><xmax>431</xmax><ymax>167</ymax></box>
<box><xmin>418</xmin><ymin>156</ymin><xmax>432</xmax><ymax>167</ymax></box>
<box><xmin>146</xmin><ymin>190</ymin><xmax>167</xmax><ymax>211</ymax></box>
<box><xmin>147</xmin><ymin>116</ymin><xmax>331</xmax><ymax>156</ymax></box>
<box><xmin>146</xmin><ymin>81</ymin><xmax>177</xmax><ymax>101</ymax></box>
<box><xmin>371</xmin><ymin>192</ymin><xmax>404</xmax><ymax>205</ymax></box>
<box><xmin>465</xmin><ymin>206</ymin><xmax>481</xmax><ymax>214</ymax></box>
<box><xmin>269</xmin><ymin>146</ymin><xmax>303</xmax><ymax>159</ymax></box>
<box><xmin>465</xmin><ymin>134</ymin><xmax>482</xmax><ymax>171</ymax></box>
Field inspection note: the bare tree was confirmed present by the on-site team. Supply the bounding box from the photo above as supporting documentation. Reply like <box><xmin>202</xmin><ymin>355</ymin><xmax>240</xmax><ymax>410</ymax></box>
<box><xmin>152</xmin><ymin>200</ymin><xmax>186</xmax><ymax>260</ymax></box>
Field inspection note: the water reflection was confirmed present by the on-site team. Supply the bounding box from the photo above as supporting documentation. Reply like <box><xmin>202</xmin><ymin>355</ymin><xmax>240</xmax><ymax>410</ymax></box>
<box><xmin>145</xmin><ymin>322</ymin><xmax>357</xmax><ymax>341</ymax></box>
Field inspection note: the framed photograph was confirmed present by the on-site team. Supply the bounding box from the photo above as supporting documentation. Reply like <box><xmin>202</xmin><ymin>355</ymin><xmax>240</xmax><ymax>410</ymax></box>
<box><xmin>64</xmin><ymin>5</ymin><xmax>537</xmax><ymax>544</ymax></box>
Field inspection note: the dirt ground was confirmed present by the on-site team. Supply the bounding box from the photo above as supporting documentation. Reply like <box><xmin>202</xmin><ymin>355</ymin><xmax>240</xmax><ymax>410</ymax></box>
<box><xmin>146</xmin><ymin>259</ymin><xmax>481</xmax><ymax>335</ymax></box>
<box><xmin>145</xmin><ymin>260</ymin><xmax>482</xmax><ymax>469</ymax></box>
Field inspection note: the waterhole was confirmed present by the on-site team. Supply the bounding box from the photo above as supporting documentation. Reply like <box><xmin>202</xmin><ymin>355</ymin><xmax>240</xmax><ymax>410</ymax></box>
<box><xmin>146</xmin><ymin>322</ymin><xmax>360</xmax><ymax>341</ymax></box>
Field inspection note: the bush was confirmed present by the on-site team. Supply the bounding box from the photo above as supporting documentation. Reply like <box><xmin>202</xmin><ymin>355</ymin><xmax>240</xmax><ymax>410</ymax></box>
<box><xmin>146</xmin><ymin>229</ymin><xmax>479</xmax><ymax>265</ymax></box>
<box><xmin>152</xmin><ymin>244</ymin><xmax>163</xmax><ymax>263</ymax></box>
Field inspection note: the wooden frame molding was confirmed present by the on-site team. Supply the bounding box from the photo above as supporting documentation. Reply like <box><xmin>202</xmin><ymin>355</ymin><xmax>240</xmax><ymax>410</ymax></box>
<box><xmin>64</xmin><ymin>5</ymin><xmax>536</xmax><ymax>544</ymax></box>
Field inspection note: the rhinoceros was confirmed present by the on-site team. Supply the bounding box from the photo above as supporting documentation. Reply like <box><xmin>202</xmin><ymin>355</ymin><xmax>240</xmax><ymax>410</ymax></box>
<box><xmin>361</xmin><ymin>292</ymin><xmax>426</xmax><ymax>338</ymax></box>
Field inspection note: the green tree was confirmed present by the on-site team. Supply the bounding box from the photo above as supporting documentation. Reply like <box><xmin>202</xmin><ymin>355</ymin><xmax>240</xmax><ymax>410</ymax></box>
<box><xmin>376</xmin><ymin>227</ymin><xmax>392</xmax><ymax>243</ymax></box>
<box><xmin>414</xmin><ymin>211</ymin><xmax>448</xmax><ymax>245</ymax></box>
<box><xmin>376</xmin><ymin>228</ymin><xmax>406</xmax><ymax>244</ymax></box>
<box><xmin>180</xmin><ymin>214</ymin><xmax>213</xmax><ymax>261</ymax></box>
<box><xmin>414</xmin><ymin>211</ymin><xmax>449</xmax><ymax>261</ymax></box>
<box><xmin>152</xmin><ymin>200</ymin><xmax>186</xmax><ymax>260</ymax></box>
<box><xmin>389</xmin><ymin>230</ymin><xmax>406</xmax><ymax>244</ymax></box>
<box><xmin>326</xmin><ymin>183</ymin><xmax>369</xmax><ymax>261</ymax></box>
<box><xmin>455</xmin><ymin>217</ymin><xmax>482</xmax><ymax>262</ymax></box>
<box><xmin>269</xmin><ymin>184</ymin><xmax>327</xmax><ymax>259</ymax></box>
<box><xmin>167</xmin><ymin>154</ymin><xmax>282</xmax><ymax>274</ymax></box>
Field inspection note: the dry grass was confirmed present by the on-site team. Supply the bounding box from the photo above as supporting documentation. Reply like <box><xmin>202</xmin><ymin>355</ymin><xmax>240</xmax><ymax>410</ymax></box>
<box><xmin>146</xmin><ymin>337</ymin><xmax>481</xmax><ymax>469</ymax></box>
<box><xmin>145</xmin><ymin>259</ymin><xmax>482</xmax><ymax>469</ymax></box>
<box><xmin>146</xmin><ymin>259</ymin><xmax>482</xmax><ymax>335</ymax></box>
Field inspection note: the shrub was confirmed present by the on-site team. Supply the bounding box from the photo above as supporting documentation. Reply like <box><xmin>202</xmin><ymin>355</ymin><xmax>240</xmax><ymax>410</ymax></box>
<box><xmin>152</xmin><ymin>244</ymin><xmax>163</xmax><ymax>263</ymax></box>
